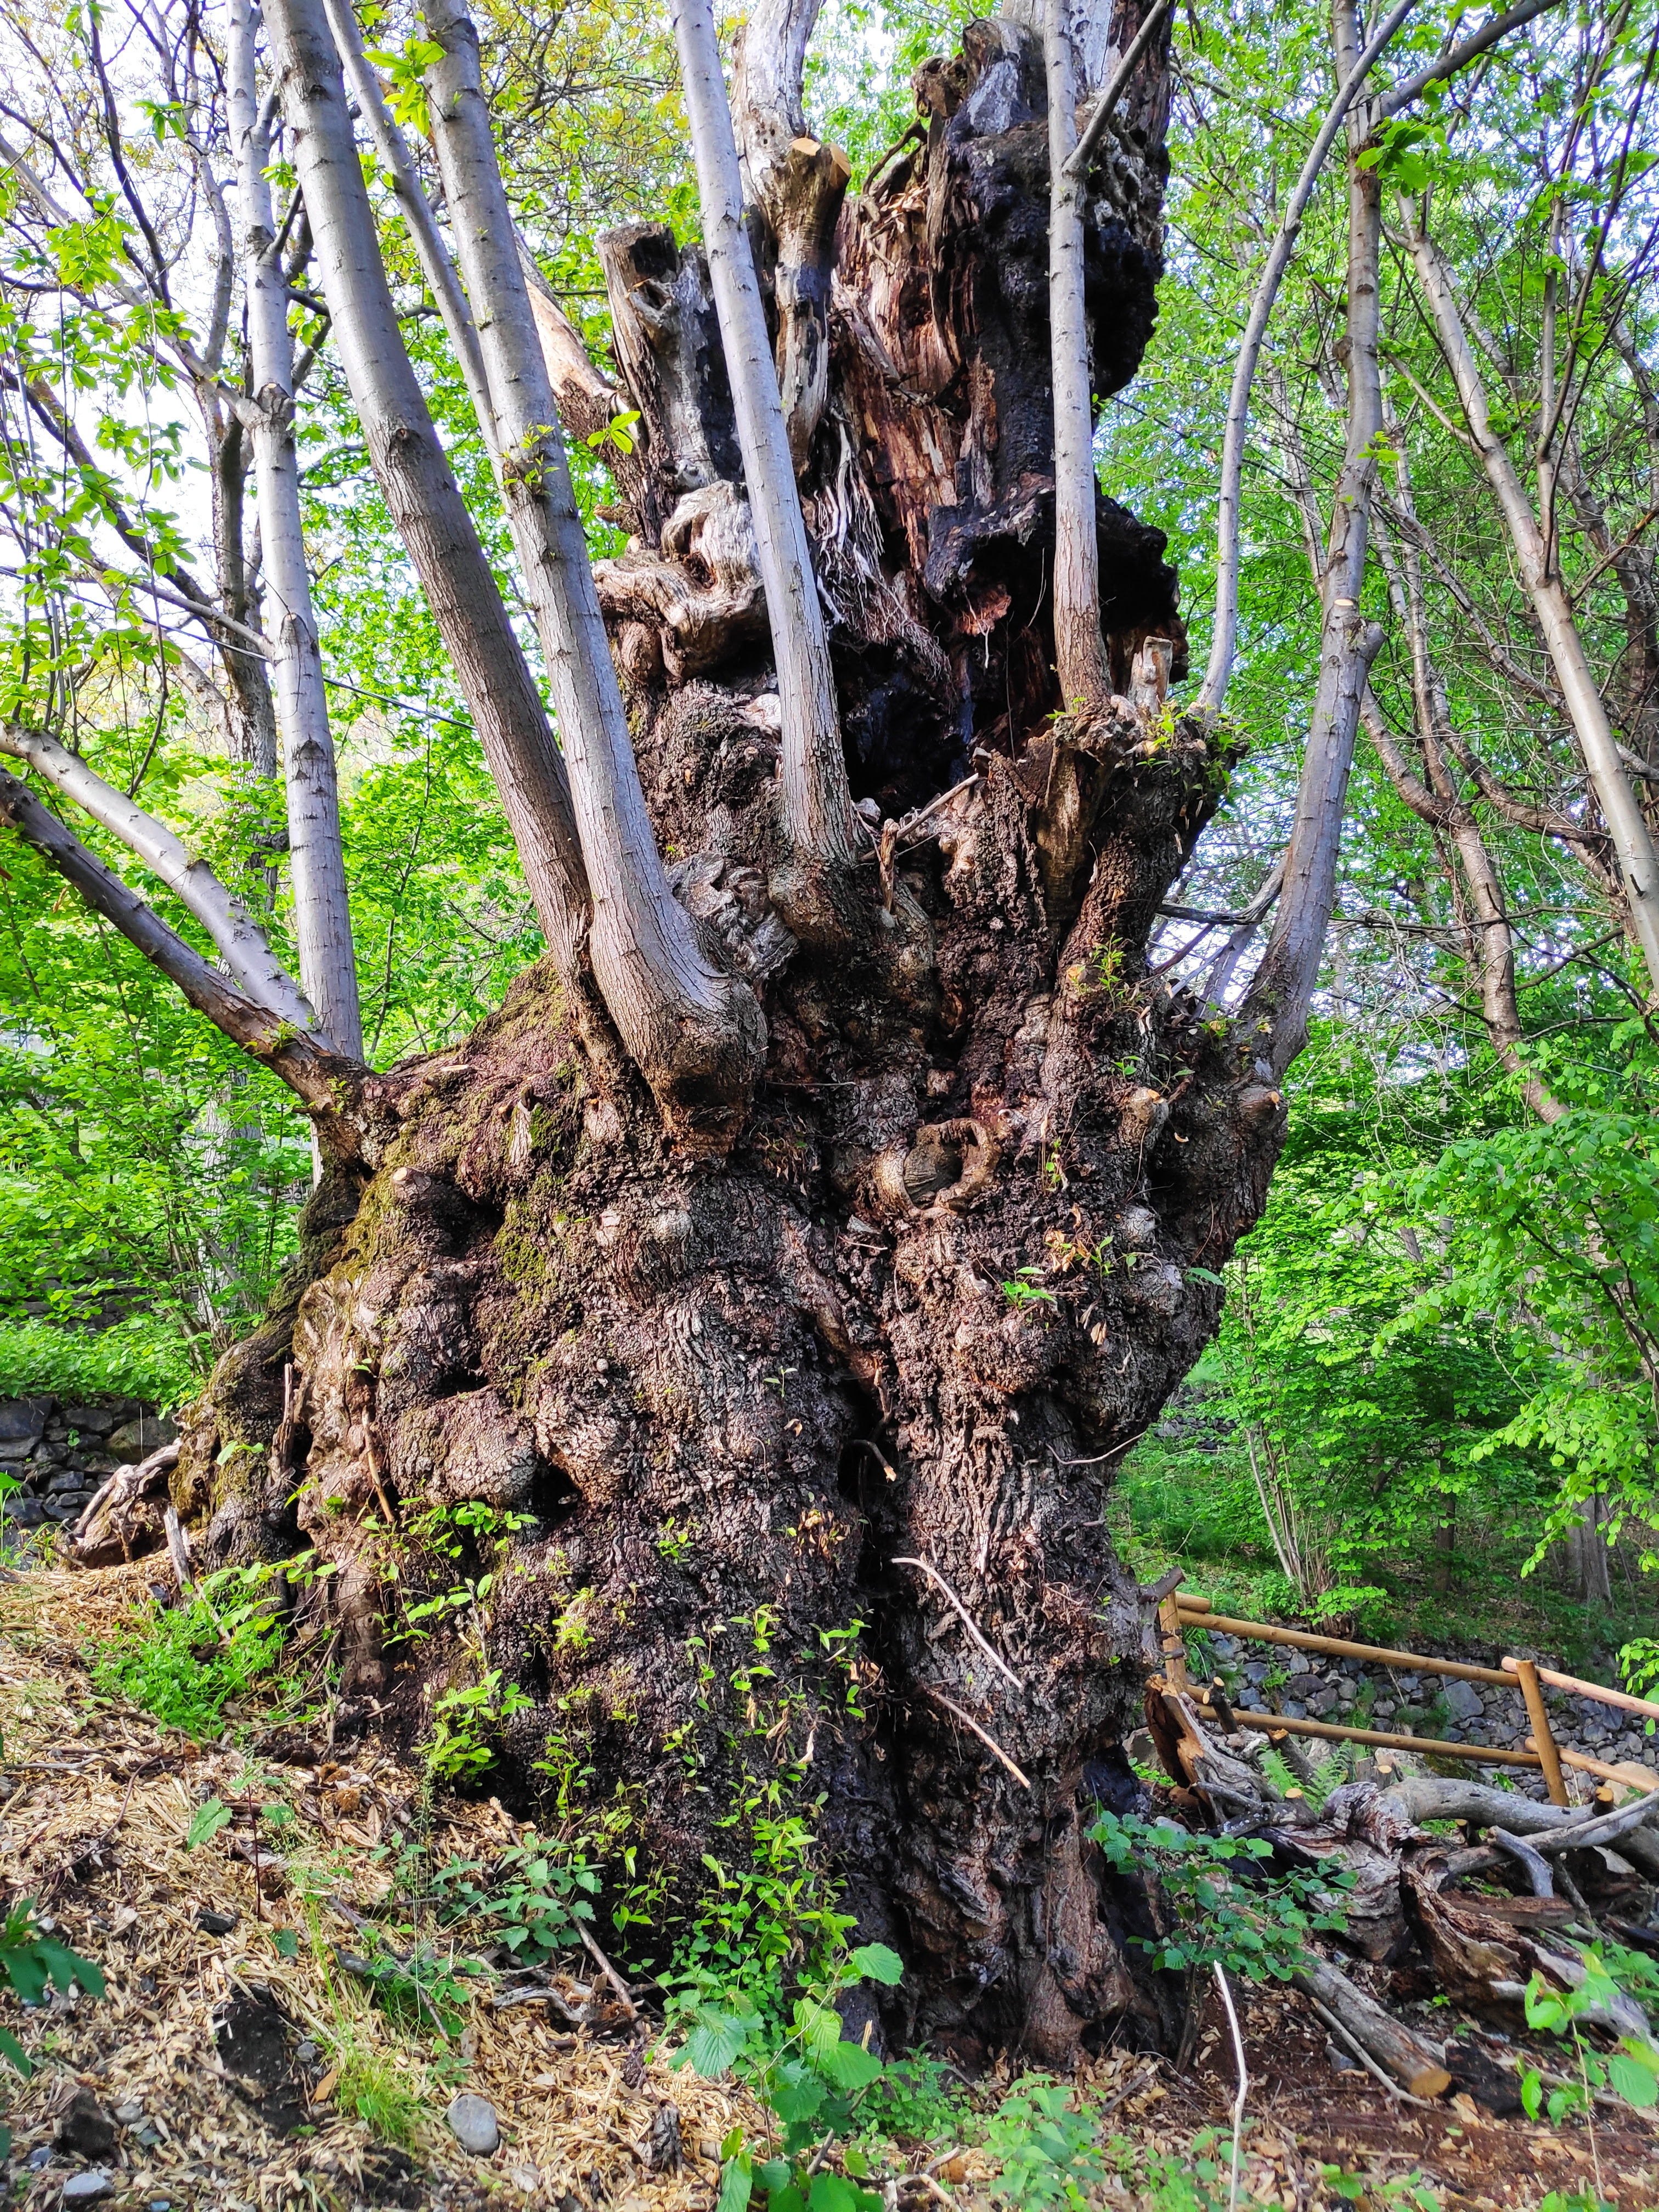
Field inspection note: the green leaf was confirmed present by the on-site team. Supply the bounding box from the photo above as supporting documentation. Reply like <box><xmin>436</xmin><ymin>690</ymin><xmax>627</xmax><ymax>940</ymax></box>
<box><xmin>273</xmin><ymin>1928</ymin><xmax>301</xmax><ymax>1960</ymax></box>
<box><xmin>1609</xmin><ymin>2052</ymin><xmax>1659</xmax><ymax>2108</ymax></box>
<box><xmin>187</xmin><ymin>1798</ymin><xmax>233</xmax><ymax>1849</ymax></box>
<box><xmin>36</xmin><ymin>1936</ymin><xmax>103</xmax><ymax>1997</ymax></box>
<box><xmin>818</xmin><ymin>2040</ymin><xmax>883</xmax><ymax>2092</ymax></box>
<box><xmin>716</xmin><ymin>2156</ymin><xmax>754</xmax><ymax>2212</ymax></box>
<box><xmin>681</xmin><ymin>2010</ymin><xmax>753</xmax><ymax>2079</ymax></box>
<box><xmin>771</xmin><ymin>2073</ymin><xmax>827</xmax><ymax>2126</ymax></box>
<box><xmin>848</xmin><ymin>1942</ymin><xmax>904</xmax><ymax>1987</ymax></box>
<box><xmin>806</xmin><ymin>2178</ymin><xmax>860</xmax><ymax>2212</ymax></box>
<box><xmin>0</xmin><ymin>2026</ymin><xmax>31</xmax><ymax>2078</ymax></box>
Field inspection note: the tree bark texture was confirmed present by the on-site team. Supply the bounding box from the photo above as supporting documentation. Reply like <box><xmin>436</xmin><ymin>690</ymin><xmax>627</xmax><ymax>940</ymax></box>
<box><xmin>177</xmin><ymin>5</ymin><xmax>1299</xmax><ymax>2064</ymax></box>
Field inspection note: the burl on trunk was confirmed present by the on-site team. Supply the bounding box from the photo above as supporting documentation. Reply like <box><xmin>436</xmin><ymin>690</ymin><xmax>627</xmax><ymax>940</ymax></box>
<box><xmin>172</xmin><ymin>1</ymin><xmax>1284</xmax><ymax>2063</ymax></box>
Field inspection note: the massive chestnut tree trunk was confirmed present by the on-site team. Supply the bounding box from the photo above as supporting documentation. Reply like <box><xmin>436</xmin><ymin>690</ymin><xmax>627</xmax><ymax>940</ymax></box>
<box><xmin>32</xmin><ymin>0</ymin><xmax>1315</xmax><ymax>2064</ymax></box>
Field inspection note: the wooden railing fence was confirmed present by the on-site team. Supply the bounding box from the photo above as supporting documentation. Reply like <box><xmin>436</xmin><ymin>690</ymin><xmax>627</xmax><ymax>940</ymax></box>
<box><xmin>1153</xmin><ymin>1590</ymin><xmax>1659</xmax><ymax>1805</ymax></box>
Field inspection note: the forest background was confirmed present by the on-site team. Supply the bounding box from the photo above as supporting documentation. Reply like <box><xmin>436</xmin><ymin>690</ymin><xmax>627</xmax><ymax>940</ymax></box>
<box><xmin>2</xmin><ymin>0</ymin><xmax>1657</xmax><ymax>1672</ymax></box>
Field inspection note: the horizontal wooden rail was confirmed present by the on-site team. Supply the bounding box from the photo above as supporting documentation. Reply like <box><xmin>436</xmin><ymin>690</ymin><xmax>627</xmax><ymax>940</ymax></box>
<box><xmin>1526</xmin><ymin>1737</ymin><xmax>1659</xmax><ymax>1797</ymax></box>
<box><xmin>1175</xmin><ymin>1606</ymin><xmax>1511</xmax><ymax>1687</ymax></box>
<box><xmin>1504</xmin><ymin>1655</ymin><xmax>1659</xmax><ymax>1724</ymax></box>
<box><xmin>1233</xmin><ymin>1709</ymin><xmax>1542</xmax><ymax>1768</ymax></box>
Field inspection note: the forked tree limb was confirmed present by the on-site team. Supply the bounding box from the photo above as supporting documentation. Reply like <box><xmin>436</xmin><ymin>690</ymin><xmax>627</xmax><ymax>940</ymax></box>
<box><xmin>318</xmin><ymin>0</ymin><xmax>496</xmax><ymax>448</ymax></box>
<box><xmin>1196</xmin><ymin>0</ymin><xmax>1417</xmax><ymax>718</ymax></box>
<box><xmin>0</xmin><ymin>768</ymin><xmax>363</xmax><ymax>1127</ymax></box>
<box><xmin>1045</xmin><ymin>0</ymin><xmax>1115</xmax><ymax>716</ymax></box>
<box><xmin>669</xmin><ymin>0</ymin><xmax>859</xmax><ymax>930</ymax></box>
<box><xmin>1403</xmin><ymin>206</ymin><xmax>1659</xmax><ymax>997</ymax></box>
<box><xmin>1376</xmin><ymin>0</ymin><xmax>1568</xmax><ymax>119</ymax></box>
<box><xmin>422</xmin><ymin>0</ymin><xmax>765</xmax><ymax>1148</ymax></box>
<box><xmin>262</xmin><ymin>0</ymin><xmax>591</xmax><ymax>968</ymax></box>
<box><xmin>230</xmin><ymin>0</ymin><xmax>362</xmax><ymax>1062</ymax></box>
<box><xmin>0</xmin><ymin>720</ymin><xmax>322</xmax><ymax>1039</ymax></box>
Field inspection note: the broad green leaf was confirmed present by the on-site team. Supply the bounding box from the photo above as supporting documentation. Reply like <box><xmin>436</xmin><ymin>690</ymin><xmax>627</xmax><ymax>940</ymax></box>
<box><xmin>817</xmin><ymin>2040</ymin><xmax>883</xmax><ymax>2092</ymax></box>
<box><xmin>848</xmin><ymin>1942</ymin><xmax>904</xmax><ymax>1987</ymax></box>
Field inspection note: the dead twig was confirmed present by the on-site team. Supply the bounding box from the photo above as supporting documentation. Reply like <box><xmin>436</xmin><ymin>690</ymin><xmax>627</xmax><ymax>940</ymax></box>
<box><xmin>923</xmin><ymin>1689</ymin><xmax>1031</xmax><ymax>1791</ymax></box>
<box><xmin>578</xmin><ymin>1920</ymin><xmax>639</xmax><ymax>2022</ymax></box>
<box><xmin>893</xmin><ymin>1558</ymin><xmax>1024</xmax><ymax>1694</ymax></box>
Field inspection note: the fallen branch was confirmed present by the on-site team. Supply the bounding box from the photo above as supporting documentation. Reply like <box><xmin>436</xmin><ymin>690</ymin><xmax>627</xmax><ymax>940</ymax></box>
<box><xmin>1302</xmin><ymin>1989</ymin><xmax>1435</xmax><ymax>2107</ymax></box>
<box><xmin>578</xmin><ymin>1921</ymin><xmax>640</xmax><ymax>2023</ymax></box>
<box><xmin>1291</xmin><ymin>1953</ymin><xmax>1451</xmax><ymax>2098</ymax></box>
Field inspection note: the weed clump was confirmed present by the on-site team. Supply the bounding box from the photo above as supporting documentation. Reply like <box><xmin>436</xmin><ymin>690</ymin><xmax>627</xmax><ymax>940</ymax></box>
<box><xmin>90</xmin><ymin>1562</ymin><xmax>289</xmax><ymax>1736</ymax></box>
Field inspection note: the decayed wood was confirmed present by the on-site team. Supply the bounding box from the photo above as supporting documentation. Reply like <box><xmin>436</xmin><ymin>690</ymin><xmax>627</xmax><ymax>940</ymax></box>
<box><xmin>1174</xmin><ymin>1604</ymin><xmax>1514</xmax><ymax>1686</ymax></box>
<box><xmin>1293</xmin><ymin>1953</ymin><xmax>1452</xmax><ymax>2100</ymax></box>
<box><xmin>71</xmin><ymin>1441</ymin><xmax>181</xmax><ymax>1570</ymax></box>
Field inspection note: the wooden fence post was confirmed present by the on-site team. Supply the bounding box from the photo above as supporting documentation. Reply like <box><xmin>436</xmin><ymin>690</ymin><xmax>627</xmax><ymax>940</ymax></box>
<box><xmin>1158</xmin><ymin>1594</ymin><xmax>1189</xmax><ymax>1690</ymax></box>
<box><xmin>1511</xmin><ymin>1657</ymin><xmax>1569</xmax><ymax>1807</ymax></box>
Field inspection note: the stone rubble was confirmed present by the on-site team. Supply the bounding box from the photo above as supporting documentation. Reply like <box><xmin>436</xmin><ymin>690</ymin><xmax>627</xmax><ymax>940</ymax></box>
<box><xmin>0</xmin><ymin>1396</ymin><xmax>176</xmax><ymax>1539</ymax></box>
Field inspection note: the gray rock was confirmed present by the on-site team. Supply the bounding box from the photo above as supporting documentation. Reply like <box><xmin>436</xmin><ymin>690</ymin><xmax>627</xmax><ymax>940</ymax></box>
<box><xmin>1442</xmin><ymin>1680</ymin><xmax>1485</xmax><ymax>1723</ymax></box>
<box><xmin>1286</xmin><ymin>1650</ymin><xmax>1313</xmax><ymax>1675</ymax></box>
<box><xmin>1282</xmin><ymin>1700</ymin><xmax>1307</xmax><ymax>1720</ymax></box>
<box><xmin>61</xmin><ymin>2173</ymin><xmax>113</xmax><ymax>2202</ymax></box>
<box><xmin>41</xmin><ymin>1498</ymin><xmax>81</xmax><ymax>1521</ymax></box>
<box><xmin>59</xmin><ymin>1407</ymin><xmax>116</xmax><ymax>1436</ymax></box>
<box><xmin>105</xmin><ymin>1414</ymin><xmax>176</xmax><ymax>1459</ymax></box>
<box><xmin>113</xmin><ymin>2103</ymin><xmax>145</xmax><ymax>2128</ymax></box>
<box><xmin>0</xmin><ymin>1398</ymin><xmax>49</xmax><ymax>1459</ymax></box>
<box><xmin>2</xmin><ymin>1497</ymin><xmax>48</xmax><ymax>1527</ymax></box>
<box><xmin>47</xmin><ymin>1472</ymin><xmax>85</xmax><ymax>1495</ymax></box>
<box><xmin>446</xmin><ymin>2094</ymin><xmax>499</xmax><ymax>2156</ymax></box>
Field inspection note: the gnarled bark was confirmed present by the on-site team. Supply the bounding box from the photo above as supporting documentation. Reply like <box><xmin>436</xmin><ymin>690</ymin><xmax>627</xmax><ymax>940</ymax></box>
<box><xmin>164</xmin><ymin>3</ymin><xmax>1300</xmax><ymax>2068</ymax></box>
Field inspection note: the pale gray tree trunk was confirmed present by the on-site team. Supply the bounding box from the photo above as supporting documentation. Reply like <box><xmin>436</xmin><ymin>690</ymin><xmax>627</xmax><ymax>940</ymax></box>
<box><xmin>1240</xmin><ymin>0</ymin><xmax>1388</xmax><ymax>1072</ymax></box>
<box><xmin>1044</xmin><ymin>0</ymin><xmax>1114</xmax><ymax>715</ymax></box>
<box><xmin>1197</xmin><ymin>0</ymin><xmax>1414</xmax><ymax>718</ymax></box>
<box><xmin>669</xmin><ymin>0</ymin><xmax>857</xmax><ymax>938</ymax></box>
<box><xmin>262</xmin><ymin>0</ymin><xmax>590</xmax><ymax>969</ymax></box>
<box><xmin>1406</xmin><ymin>214</ymin><xmax>1659</xmax><ymax>1000</ymax></box>
<box><xmin>229</xmin><ymin>0</ymin><xmax>362</xmax><ymax>1059</ymax></box>
<box><xmin>318</xmin><ymin>0</ymin><xmax>496</xmax><ymax>452</ymax></box>
<box><xmin>422</xmin><ymin>0</ymin><xmax>764</xmax><ymax>1146</ymax></box>
<box><xmin>0</xmin><ymin>720</ymin><xmax>317</xmax><ymax>1031</ymax></box>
